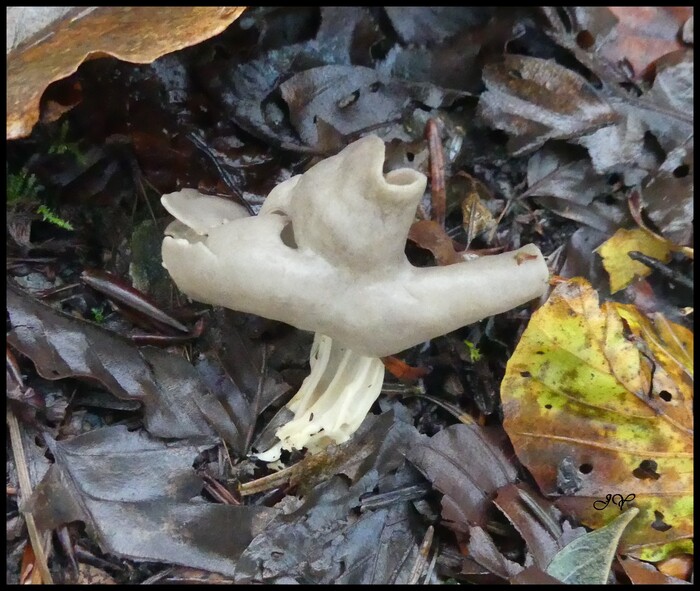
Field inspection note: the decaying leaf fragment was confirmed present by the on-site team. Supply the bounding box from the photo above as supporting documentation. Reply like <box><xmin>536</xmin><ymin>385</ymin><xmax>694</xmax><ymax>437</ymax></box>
<box><xmin>406</xmin><ymin>423</ymin><xmax>518</xmax><ymax>534</ymax></box>
<box><xmin>26</xmin><ymin>426</ymin><xmax>275</xmax><ymax>576</ymax></box>
<box><xmin>597</xmin><ymin>227</ymin><xmax>673</xmax><ymax>293</ymax></box>
<box><xmin>7</xmin><ymin>6</ymin><xmax>246</xmax><ymax>139</ymax></box>
<box><xmin>477</xmin><ymin>54</ymin><xmax>618</xmax><ymax>156</ymax></box>
<box><xmin>6</xmin><ymin>284</ymin><xmax>240</xmax><ymax>444</ymax></box>
<box><xmin>501</xmin><ymin>277</ymin><xmax>693</xmax><ymax>561</ymax></box>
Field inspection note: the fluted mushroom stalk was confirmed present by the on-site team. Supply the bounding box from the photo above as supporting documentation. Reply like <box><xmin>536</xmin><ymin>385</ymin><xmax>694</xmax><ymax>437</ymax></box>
<box><xmin>161</xmin><ymin>135</ymin><xmax>549</xmax><ymax>459</ymax></box>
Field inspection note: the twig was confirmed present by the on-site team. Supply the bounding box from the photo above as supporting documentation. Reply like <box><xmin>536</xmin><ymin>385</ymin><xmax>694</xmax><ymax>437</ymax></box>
<box><xmin>408</xmin><ymin>525</ymin><xmax>434</xmax><ymax>584</ymax></box>
<box><xmin>628</xmin><ymin>251</ymin><xmax>694</xmax><ymax>291</ymax></box>
<box><xmin>425</xmin><ymin>119</ymin><xmax>446</xmax><ymax>228</ymax></box>
<box><xmin>7</xmin><ymin>409</ymin><xmax>54</xmax><ymax>584</ymax></box>
<box><xmin>423</xmin><ymin>545</ymin><xmax>439</xmax><ymax>584</ymax></box>
<box><xmin>244</xmin><ymin>344</ymin><xmax>268</xmax><ymax>454</ymax></box>
<box><xmin>186</xmin><ymin>131</ymin><xmax>255</xmax><ymax>215</ymax></box>
<box><xmin>238</xmin><ymin>462</ymin><xmax>300</xmax><ymax>497</ymax></box>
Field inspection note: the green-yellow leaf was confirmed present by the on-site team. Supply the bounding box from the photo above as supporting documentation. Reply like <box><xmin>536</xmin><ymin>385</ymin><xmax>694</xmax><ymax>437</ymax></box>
<box><xmin>546</xmin><ymin>508</ymin><xmax>639</xmax><ymax>584</ymax></box>
<box><xmin>501</xmin><ymin>278</ymin><xmax>693</xmax><ymax>561</ymax></box>
<box><xmin>597</xmin><ymin>227</ymin><xmax>672</xmax><ymax>293</ymax></box>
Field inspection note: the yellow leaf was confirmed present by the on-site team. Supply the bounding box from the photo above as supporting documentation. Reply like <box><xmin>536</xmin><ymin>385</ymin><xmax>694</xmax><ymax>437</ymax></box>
<box><xmin>501</xmin><ymin>277</ymin><xmax>693</xmax><ymax>561</ymax></box>
<box><xmin>597</xmin><ymin>228</ymin><xmax>672</xmax><ymax>293</ymax></box>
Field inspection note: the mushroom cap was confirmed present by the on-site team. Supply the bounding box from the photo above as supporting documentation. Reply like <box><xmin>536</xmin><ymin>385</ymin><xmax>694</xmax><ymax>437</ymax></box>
<box><xmin>162</xmin><ymin>135</ymin><xmax>549</xmax><ymax>357</ymax></box>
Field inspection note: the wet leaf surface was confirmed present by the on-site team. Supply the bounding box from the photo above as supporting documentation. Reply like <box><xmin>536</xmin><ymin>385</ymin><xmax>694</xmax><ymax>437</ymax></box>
<box><xmin>477</xmin><ymin>55</ymin><xmax>618</xmax><ymax>156</ymax></box>
<box><xmin>7</xmin><ymin>284</ymin><xmax>237</xmax><ymax>443</ymax></box>
<box><xmin>7</xmin><ymin>7</ymin><xmax>246</xmax><ymax>139</ymax></box>
<box><xmin>27</xmin><ymin>426</ymin><xmax>275</xmax><ymax>576</ymax></box>
<box><xmin>5</xmin><ymin>5</ymin><xmax>694</xmax><ymax>584</ymax></box>
<box><xmin>406</xmin><ymin>423</ymin><xmax>518</xmax><ymax>534</ymax></box>
<box><xmin>501</xmin><ymin>278</ymin><xmax>693</xmax><ymax>561</ymax></box>
<box><xmin>597</xmin><ymin>228</ymin><xmax>673</xmax><ymax>294</ymax></box>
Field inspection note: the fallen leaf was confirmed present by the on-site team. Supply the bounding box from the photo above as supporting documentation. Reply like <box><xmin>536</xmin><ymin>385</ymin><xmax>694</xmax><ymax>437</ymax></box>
<box><xmin>493</xmin><ymin>483</ymin><xmax>586</xmax><ymax>570</ymax></box>
<box><xmin>597</xmin><ymin>227</ymin><xmax>673</xmax><ymax>293</ymax></box>
<box><xmin>26</xmin><ymin>426</ymin><xmax>275</xmax><ymax>576</ymax></box>
<box><xmin>382</xmin><ymin>356</ymin><xmax>430</xmax><ymax>381</ymax></box>
<box><xmin>501</xmin><ymin>278</ymin><xmax>693</xmax><ymax>561</ymax></box>
<box><xmin>6</xmin><ymin>284</ymin><xmax>239</xmax><ymax>443</ymax></box>
<box><xmin>575</xmin><ymin>111</ymin><xmax>660</xmax><ymax>186</ymax></box>
<box><xmin>236</xmin><ymin>477</ymin><xmax>421</xmax><ymax>584</ymax></box>
<box><xmin>244</xmin><ymin>411</ymin><xmax>423</xmax><ymax>499</ymax></box>
<box><xmin>196</xmin><ymin>309</ymin><xmax>292</xmax><ymax>455</ymax></box>
<box><xmin>546</xmin><ymin>507</ymin><xmax>639</xmax><ymax>584</ymax></box>
<box><xmin>384</xmin><ymin>7</ymin><xmax>495</xmax><ymax>45</ymax></box>
<box><xmin>7</xmin><ymin>6</ymin><xmax>246</xmax><ymax>139</ymax></box>
<box><xmin>466</xmin><ymin>525</ymin><xmax>523</xmax><ymax>580</ymax></box>
<box><xmin>619</xmin><ymin>554</ymin><xmax>692</xmax><ymax>585</ymax></box>
<box><xmin>406</xmin><ymin>423</ymin><xmax>518</xmax><ymax>534</ymax></box>
<box><xmin>534</xmin><ymin>195</ymin><xmax>625</xmax><ymax>234</ymax></box>
<box><xmin>280</xmin><ymin>65</ymin><xmax>465</xmax><ymax>147</ymax></box>
<box><xmin>235</xmin><ymin>411</ymin><xmax>424</xmax><ymax>583</ymax></box>
<box><xmin>407</xmin><ymin>220</ymin><xmax>463</xmax><ymax>265</ymax></box>
<box><xmin>459</xmin><ymin>174</ymin><xmax>496</xmax><ymax>247</ymax></box>
<box><xmin>656</xmin><ymin>554</ymin><xmax>694</xmax><ymax>581</ymax></box>
<box><xmin>607</xmin><ymin>53</ymin><xmax>693</xmax><ymax>162</ymax></box>
<box><xmin>600</xmin><ymin>7</ymin><xmax>692</xmax><ymax>78</ymax></box>
<box><xmin>477</xmin><ymin>55</ymin><xmax>618</xmax><ymax>156</ymax></box>
<box><xmin>641</xmin><ymin>147</ymin><xmax>694</xmax><ymax>247</ymax></box>
<box><xmin>76</xmin><ymin>563</ymin><xmax>117</xmax><ymax>585</ymax></box>
<box><xmin>526</xmin><ymin>144</ymin><xmax>610</xmax><ymax>207</ymax></box>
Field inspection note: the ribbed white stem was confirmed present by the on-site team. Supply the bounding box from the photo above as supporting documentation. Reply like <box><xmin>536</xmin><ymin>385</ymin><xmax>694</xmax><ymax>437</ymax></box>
<box><xmin>255</xmin><ymin>334</ymin><xmax>385</xmax><ymax>461</ymax></box>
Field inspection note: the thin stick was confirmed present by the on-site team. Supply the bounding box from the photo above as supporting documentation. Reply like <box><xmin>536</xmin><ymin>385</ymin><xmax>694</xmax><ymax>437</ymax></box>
<box><xmin>628</xmin><ymin>251</ymin><xmax>694</xmax><ymax>291</ymax></box>
<box><xmin>408</xmin><ymin>525</ymin><xmax>434</xmax><ymax>584</ymax></box>
<box><xmin>7</xmin><ymin>409</ymin><xmax>54</xmax><ymax>584</ymax></box>
<box><xmin>425</xmin><ymin>120</ymin><xmax>446</xmax><ymax>229</ymax></box>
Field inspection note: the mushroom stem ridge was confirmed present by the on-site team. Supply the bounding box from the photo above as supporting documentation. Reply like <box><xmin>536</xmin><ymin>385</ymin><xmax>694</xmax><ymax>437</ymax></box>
<box><xmin>257</xmin><ymin>334</ymin><xmax>385</xmax><ymax>460</ymax></box>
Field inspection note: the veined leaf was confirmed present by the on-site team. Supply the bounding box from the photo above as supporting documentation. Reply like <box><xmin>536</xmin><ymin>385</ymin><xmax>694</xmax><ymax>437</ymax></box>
<box><xmin>546</xmin><ymin>508</ymin><xmax>639</xmax><ymax>584</ymax></box>
<box><xmin>501</xmin><ymin>278</ymin><xmax>692</xmax><ymax>561</ymax></box>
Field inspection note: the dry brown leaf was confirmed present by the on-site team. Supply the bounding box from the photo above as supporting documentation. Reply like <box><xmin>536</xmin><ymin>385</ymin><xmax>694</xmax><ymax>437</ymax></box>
<box><xmin>601</xmin><ymin>7</ymin><xmax>693</xmax><ymax>78</ymax></box>
<box><xmin>7</xmin><ymin>6</ymin><xmax>246</xmax><ymax>139</ymax></box>
<box><xmin>408</xmin><ymin>220</ymin><xmax>463</xmax><ymax>265</ymax></box>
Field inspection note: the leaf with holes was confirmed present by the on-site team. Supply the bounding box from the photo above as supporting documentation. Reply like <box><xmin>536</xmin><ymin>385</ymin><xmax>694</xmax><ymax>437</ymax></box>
<box><xmin>597</xmin><ymin>227</ymin><xmax>673</xmax><ymax>293</ymax></box>
<box><xmin>501</xmin><ymin>278</ymin><xmax>693</xmax><ymax>561</ymax></box>
<box><xmin>477</xmin><ymin>55</ymin><xmax>618</xmax><ymax>156</ymax></box>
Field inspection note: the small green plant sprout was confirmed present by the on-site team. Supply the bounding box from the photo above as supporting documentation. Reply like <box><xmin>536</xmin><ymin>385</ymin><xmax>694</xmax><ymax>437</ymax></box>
<box><xmin>463</xmin><ymin>339</ymin><xmax>482</xmax><ymax>362</ymax></box>
<box><xmin>36</xmin><ymin>204</ymin><xmax>74</xmax><ymax>231</ymax></box>
<box><xmin>48</xmin><ymin>120</ymin><xmax>86</xmax><ymax>164</ymax></box>
<box><xmin>91</xmin><ymin>305</ymin><xmax>106</xmax><ymax>323</ymax></box>
<box><xmin>7</xmin><ymin>165</ymin><xmax>43</xmax><ymax>204</ymax></box>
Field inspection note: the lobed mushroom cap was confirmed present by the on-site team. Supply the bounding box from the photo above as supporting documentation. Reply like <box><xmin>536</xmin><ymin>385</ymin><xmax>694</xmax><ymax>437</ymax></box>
<box><xmin>162</xmin><ymin>135</ymin><xmax>549</xmax><ymax>357</ymax></box>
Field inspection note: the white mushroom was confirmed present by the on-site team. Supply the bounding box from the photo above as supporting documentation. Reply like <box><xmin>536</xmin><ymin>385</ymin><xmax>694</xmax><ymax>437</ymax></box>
<box><xmin>161</xmin><ymin>135</ymin><xmax>549</xmax><ymax>460</ymax></box>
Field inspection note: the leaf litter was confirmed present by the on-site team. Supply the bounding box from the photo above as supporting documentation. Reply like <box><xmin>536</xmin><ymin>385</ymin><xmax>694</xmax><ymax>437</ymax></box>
<box><xmin>6</xmin><ymin>5</ymin><xmax>694</xmax><ymax>585</ymax></box>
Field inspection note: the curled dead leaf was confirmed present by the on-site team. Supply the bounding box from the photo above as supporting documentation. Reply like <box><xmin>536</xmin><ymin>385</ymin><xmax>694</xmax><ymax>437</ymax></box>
<box><xmin>7</xmin><ymin>6</ymin><xmax>246</xmax><ymax>139</ymax></box>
